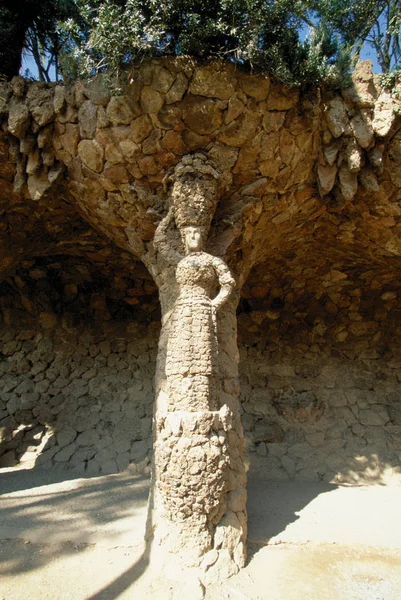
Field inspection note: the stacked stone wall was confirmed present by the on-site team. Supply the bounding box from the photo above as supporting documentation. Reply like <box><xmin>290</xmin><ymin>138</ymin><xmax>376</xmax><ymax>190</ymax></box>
<box><xmin>0</xmin><ymin>322</ymin><xmax>157</xmax><ymax>473</ymax></box>
<box><xmin>238</xmin><ymin>261</ymin><xmax>401</xmax><ymax>484</ymax></box>
<box><xmin>240</xmin><ymin>348</ymin><xmax>401</xmax><ymax>484</ymax></box>
<box><xmin>1</xmin><ymin>297</ymin><xmax>400</xmax><ymax>484</ymax></box>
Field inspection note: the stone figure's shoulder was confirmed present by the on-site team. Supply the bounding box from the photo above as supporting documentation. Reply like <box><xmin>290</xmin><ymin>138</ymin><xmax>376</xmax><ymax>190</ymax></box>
<box><xmin>210</xmin><ymin>255</ymin><xmax>225</xmax><ymax>268</ymax></box>
<box><xmin>210</xmin><ymin>256</ymin><xmax>236</xmax><ymax>286</ymax></box>
<box><xmin>210</xmin><ymin>256</ymin><xmax>232</xmax><ymax>274</ymax></box>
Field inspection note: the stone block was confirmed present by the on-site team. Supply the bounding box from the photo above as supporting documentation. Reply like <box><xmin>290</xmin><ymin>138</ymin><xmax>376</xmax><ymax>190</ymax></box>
<box><xmin>78</xmin><ymin>101</ymin><xmax>97</xmax><ymax>139</ymax></box>
<box><xmin>8</xmin><ymin>99</ymin><xmax>30</xmax><ymax>137</ymax></box>
<box><xmin>20</xmin><ymin>392</ymin><xmax>40</xmax><ymax>409</ymax></box>
<box><xmin>2</xmin><ymin>341</ymin><xmax>20</xmax><ymax>356</ymax></box>
<box><xmin>107</xmin><ymin>96</ymin><xmax>136</xmax><ymax>125</ymax></box>
<box><xmin>116</xmin><ymin>452</ymin><xmax>130</xmax><ymax>472</ymax></box>
<box><xmin>150</xmin><ymin>66</ymin><xmax>175</xmax><ymax>94</ymax></box>
<box><xmin>6</xmin><ymin>394</ymin><xmax>20</xmax><ymax>415</ymax></box>
<box><xmin>388</xmin><ymin>403</ymin><xmax>401</xmax><ymax>425</ymax></box>
<box><xmin>53</xmin><ymin>85</ymin><xmax>66</xmax><ymax>114</ymax></box>
<box><xmin>334</xmin><ymin>406</ymin><xmax>358</xmax><ymax>425</ymax></box>
<box><xmin>190</xmin><ymin>65</ymin><xmax>236</xmax><ymax>101</ymax></box>
<box><xmin>255</xmin><ymin>442</ymin><xmax>267</xmax><ymax>456</ymax></box>
<box><xmin>83</xmin><ymin>77</ymin><xmax>111</xmax><ymax>106</ymax></box>
<box><xmin>218</xmin><ymin>110</ymin><xmax>260</xmax><ymax>146</ymax></box>
<box><xmin>281</xmin><ymin>455</ymin><xmax>296</xmax><ymax>477</ymax></box>
<box><xmin>166</xmin><ymin>73</ymin><xmax>188</xmax><ymax>104</ymax></box>
<box><xmin>76</xmin><ymin>430</ymin><xmax>100</xmax><ymax>446</ymax></box>
<box><xmin>70</xmin><ymin>446</ymin><xmax>97</xmax><ymax>464</ymax></box>
<box><xmin>307</xmin><ymin>432</ymin><xmax>325</xmax><ymax>447</ymax></box>
<box><xmin>253</xmin><ymin>422</ymin><xmax>283</xmax><ymax>443</ymax></box>
<box><xmin>113</xmin><ymin>437</ymin><xmax>131</xmax><ymax>454</ymax></box>
<box><xmin>86</xmin><ymin>459</ymin><xmax>101</xmax><ymax>474</ymax></box>
<box><xmin>130</xmin><ymin>439</ymin><xmax>149</xmax><ymax>462</ymax></box>
<box><xmin>325</xmin><ymin>97</ymin><xmax>348</xmax><ymax>138</ymax></box>
<box><xmin>339</xmin><ymin>165</ymin><xmax>358</xmax><ymax>200</ymax></box>
<box><xmin>0</xmin><ymin>450</ymin><xmax>18</xmax><ymax>467</ymax></box>
<box><xmin>266</xmin><ymin>84</ymin><xmax>298</xmax><ymax>110</ymax></box>
<box><xmin>372</xmin><ymin>91</ymin><xmax>395</xmax><ymax>136</ymax></box>
<box><xmin>101</xmin><ymin>459</ymin><xmax>119</xmax><ymax>474</ymax></box>
<box><xmin>294</xmin><ymin>467</ymin><xmax>319</xmax><ymax>482</ymax></box>
<box><xmin>95</xmin><ymin>446</ymin><xmax>117</xmax><ymax>463</ymax></box>
<box><xmin>359</xmin><ymin>407</ymin><xmax>390</xmax><ymax>426</ymax></box>
<box><xmin>351</xmin><ymin>111</ymin><xmax>374</xmax><ymax>149</ymax></box>
<box><xmin>181</xmin><ymin>95</ymin><xmax>223</xmax><ymax>135</ymax></box>
<box><xmin>35</xmin><ymin>446</ymin><xmax>58</xmax><ymax>465</ymax></box>
<box><xmin>140</xmin><ymin>87</ymin><xmax>164</xmax><ymax>114</ymax></box>
<box><xmin>14</xmin><ymin>380</ymin><xmax>34</xmax><ymax>394</ymax></box>
<box><xmin>78</xmin><ymin>139</ymin><xmax>104</xmax><ymax>173</ymax></box>
<box><xmin>53</xmin><ymin>442</ymin><xmax>77</xmax><ymax>462</ymax></box>
<box><xmin>317</xmin><ymin>162</ymin><xmax>337</xmax><ymax>195</ymax></box>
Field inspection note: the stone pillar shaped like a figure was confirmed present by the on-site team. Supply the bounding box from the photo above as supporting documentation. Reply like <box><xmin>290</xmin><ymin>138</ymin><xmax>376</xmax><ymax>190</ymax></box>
<box><xmin>147</xmin><ymin>154</ymin><xmax>247</xmax><ymax>586</ymax></box>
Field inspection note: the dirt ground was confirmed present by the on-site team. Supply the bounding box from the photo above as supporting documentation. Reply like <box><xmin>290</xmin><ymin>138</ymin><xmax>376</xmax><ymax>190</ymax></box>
<box><xmin>0</xmin><ymin>467</ymin><xmax>400</xmax><ymax>600</ymax></box>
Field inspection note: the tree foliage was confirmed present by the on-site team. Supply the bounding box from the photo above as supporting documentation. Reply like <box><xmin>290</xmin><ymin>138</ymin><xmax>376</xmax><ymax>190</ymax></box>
<box><xmin>310</xmin><ymin>0</ymin><xmax>401</xmax><ymax>73</ymax></box>
<box><xmin>2</xmin><ymin>0</ymin><xmax>401</xmax><ymax>87</ymax></box>
<box><xmin>56</xmin><ymin>0</ymin><xmax>349</xmax><ymax>87</ymax></box>
<box><xmin>0</xmin><ymin>0</ymin><xmax>78</xmax><ymax>81</ymax></box>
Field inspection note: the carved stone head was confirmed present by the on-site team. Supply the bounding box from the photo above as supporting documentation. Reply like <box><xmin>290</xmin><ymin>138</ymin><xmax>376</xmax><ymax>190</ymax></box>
<box><xmin>182</xmin><ymin>225</ymin><xmax>204</xmax><ymax>254</ymax></box>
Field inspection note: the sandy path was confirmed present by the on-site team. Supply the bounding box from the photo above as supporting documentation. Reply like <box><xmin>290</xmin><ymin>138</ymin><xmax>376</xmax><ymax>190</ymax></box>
<box><xmin>1</xmin><ymin>467</ymin><xmax>400</xmax><ymax>600</ymax></box>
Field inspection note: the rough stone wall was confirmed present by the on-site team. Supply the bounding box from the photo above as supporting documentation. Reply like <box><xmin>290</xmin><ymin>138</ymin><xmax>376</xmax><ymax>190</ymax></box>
<box><xmin>2</xmin><ymin>278</ymin><xmax>400</xmax><ymax>486</ymax></box>
<box><xmin>239</xmin><ymin>265</ymin><xmax>401</xmax><ymax>485</ymax></box>
<box><xmin>0</xmin><ymin>322</ymin><xmax>157</xmax><ymax>472</ymax></box>
<box><xmin>241</xmin><ymin>347</ymin><xmax>401</xmax><ymax>484</ymax></box>
<box><xmin>0</xmin><ymin>58</ymin><xmax>401</xmax><ymax>486</ymax></box>
<box><xmin>1</xmin><ymin>303</ymin><xmax>400</xmax><ymax>484</ymax></box>
<box><xmin>0</xmin><ymin>323</ymin><xmax>157</xmax><ymax>473</ymax></box>
<box><xmin>0</xmin><ymin>257</ymin><xmax>159</xmax><ymax>473</ymax></box>
<box><xmin>2</xmin><ymin>58</ymin><xmax>401</xmax><ymax>280</ymax></box>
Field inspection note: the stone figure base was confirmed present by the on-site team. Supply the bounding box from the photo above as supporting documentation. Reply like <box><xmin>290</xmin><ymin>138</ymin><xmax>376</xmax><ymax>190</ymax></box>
<box><xmin>150</xmin><ymin>405</ymin><xmax>247</xmax><ymax>586</ymax></box>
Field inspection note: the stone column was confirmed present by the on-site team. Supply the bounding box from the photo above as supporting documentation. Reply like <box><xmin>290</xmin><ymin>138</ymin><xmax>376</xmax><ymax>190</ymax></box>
<box><xmin>143</xmin><ymin>155</ymin><xmax>247</xmax><ymax>589</ymax></box>
<box><xmin>147</xmin><ymin>287</ymin><xmax>247</xmax><ymax>587</ymax></box>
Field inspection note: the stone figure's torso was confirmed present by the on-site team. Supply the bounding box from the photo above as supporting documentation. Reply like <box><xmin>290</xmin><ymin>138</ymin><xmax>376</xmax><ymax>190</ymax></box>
<box><xmin>176</xmin><ymin>252</ymin><xmax>217</xmax><ymax>300</ymax></box>
<box><xmin>166</xmin><ymin>252</ymin><xmax>219</xmax><ymax>380</ymax></box>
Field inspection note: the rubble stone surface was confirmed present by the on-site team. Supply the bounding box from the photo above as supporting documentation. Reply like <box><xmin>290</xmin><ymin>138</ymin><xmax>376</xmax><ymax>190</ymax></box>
<box><xmin>1</xmin><ymin>58</ymin><xmax>401</xmax><ymax>584</ymax></box>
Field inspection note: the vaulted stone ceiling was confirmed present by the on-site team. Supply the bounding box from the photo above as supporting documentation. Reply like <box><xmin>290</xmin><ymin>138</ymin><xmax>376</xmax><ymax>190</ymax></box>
<box><xmin>1</xmin><ymin>58</ymin><xmax>401</xmax><ymax>324</ymax></box>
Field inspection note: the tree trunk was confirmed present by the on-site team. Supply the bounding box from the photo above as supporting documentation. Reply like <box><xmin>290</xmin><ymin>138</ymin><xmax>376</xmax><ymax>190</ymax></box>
<box><xmin>0</xmin><ymin>31</ymin><xmax>24</xmax><ymax>80</ymax></box>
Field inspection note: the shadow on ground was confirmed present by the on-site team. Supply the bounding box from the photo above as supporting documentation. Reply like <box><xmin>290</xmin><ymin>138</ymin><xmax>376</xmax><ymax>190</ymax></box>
<box><xmin>0</xmin><ymin>467</ymin><xmax>337</xmax><ymax>574</ymax></box>
<box><xmin>0</xmin><ymin>468</ymin><xmax>149</xmax><ymax>575</ymax></box>
<box><xmin>2</xmin><ymin>468</ymin><xmax>401</xmax><ymax>600</ymax></box>
<box><xmin>247</xmin><ymin>478</ymin><xmax>338</xmax><ymax>543</ymax></box>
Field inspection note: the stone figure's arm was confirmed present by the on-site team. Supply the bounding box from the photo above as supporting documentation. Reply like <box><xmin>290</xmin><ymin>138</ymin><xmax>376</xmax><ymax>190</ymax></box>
<box><xmin>211</xmin><ymin>257</ymin><xmax>236</xmax><ymax>310</ymax></box>
<box><xmin>153</xmin><ymin>206</ymin><xmax>183</xmax><ymax>265</ymax></box>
